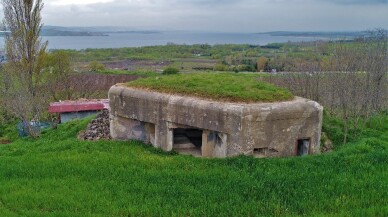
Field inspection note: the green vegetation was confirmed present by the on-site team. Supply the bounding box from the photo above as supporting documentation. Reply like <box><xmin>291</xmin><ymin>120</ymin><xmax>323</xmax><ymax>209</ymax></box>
<box><xmin>168</xmin><ymin>59</ymin><xmax>216</xmax><ymax>72</ymax></box>
<box><xmin>127</xmin><ymin>73</ymin><xmax>293</xmax><ymax>103</ymax></box>
<box><xmin>162</xmin><ymin>67</ymin><xmax>179</xmax><ymax>75</ymax></box>
<box><xmin>323</xmin><ymin>111</ymin><xmax>388</xmax><ymax>150</ymax></box>
<box><xmin>63</xmin><ymin>44</ymin><xmax>287</xmax><ymax>73</ymax></box>
<box><xmin>60</xmin><ymin>36</ymin><xmax>384</xmax><ymax>74</ymax></box>
<box><xmin>95</xmin><ymin>69</ymin><xmax>158</xmax><ymax>77</ymax></box>
<box><xmin>0</xmin><ymin>113</ymin><xmax>387</xmax><ymax>216</ymax></box>
<box><xmin>88</xmin><ymin>61</ymin><xmax>106</xmax><ymax>72</ymax></box>
<box><xmin>213</xmin><ymin>63</ymin><xmax>229</xmax><ymax>71</ymax></box>
<box><xmin>65</xmin><ymin>44</ymin><xmax>263</xmax><ymax>62</ymax></box>
<box><xmin>0</xmin><ymin>118</ymin><xmax>17</xmax><ymax>143</ymax></box>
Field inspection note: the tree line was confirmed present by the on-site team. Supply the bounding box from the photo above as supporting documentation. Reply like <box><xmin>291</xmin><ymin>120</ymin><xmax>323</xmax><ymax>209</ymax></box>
<box><xmin>263</xmin><ymin>29</ymin><xmax>387</xmax><ymax>144</ymax></box>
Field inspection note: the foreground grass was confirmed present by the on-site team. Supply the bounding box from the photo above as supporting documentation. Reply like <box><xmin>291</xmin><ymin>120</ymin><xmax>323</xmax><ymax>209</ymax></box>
<box><xmin>0</xmin><ymin>117</ymin><xmax>387</xmax><ymax>216</ymax></box>
<box><xmin>127</xmin><ymin>73</ymin><xmax>294</xmax><ymax>103</ymax></box>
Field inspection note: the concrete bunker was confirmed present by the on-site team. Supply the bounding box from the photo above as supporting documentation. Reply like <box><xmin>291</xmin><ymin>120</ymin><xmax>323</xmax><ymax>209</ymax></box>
<box><xmin>109</xmin><ymin>85</ymin><xmax>323</xmax><ymax>158</ymax></box>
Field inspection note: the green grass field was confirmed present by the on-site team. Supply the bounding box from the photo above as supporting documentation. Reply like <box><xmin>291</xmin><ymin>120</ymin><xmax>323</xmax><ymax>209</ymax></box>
<box><xmin>0</xmin><ymin>114</ymin><xmax>387</xmax><ymax>216</ymax></box>
<box><xmin>127</xmin><ymin>73</ymin><xmax>294</xmax><ymax>103</ymax></box>
<box><xmin>96</xmin><ymin>69</ymin><xmax>158</xmax><ymax>76</ymax></box>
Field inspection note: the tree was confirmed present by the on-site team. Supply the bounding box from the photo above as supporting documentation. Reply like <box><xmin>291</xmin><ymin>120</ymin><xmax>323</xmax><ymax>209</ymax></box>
<box><xmin>328</xmin><ymin>29</ymin><xmax>387</xmax><ymax>144</ymax></box>
<box><xmin>0</xmin><ymin>0</ymin><xmax>47</xmax><ymax>137</ymax></box>
<box><xmin>257</xmin><ymin>57</ymin><xmax>268</xmax><ymax>72</ymax></box>
<box><xmin>44</xmin><ymin>51</ymin><xmax>75</xmax><ymax>101</ymax></box>
<box><xmin>266</xmin><ymin>29</ymin><xmax>387</xmax><ymax>145</ymax></box>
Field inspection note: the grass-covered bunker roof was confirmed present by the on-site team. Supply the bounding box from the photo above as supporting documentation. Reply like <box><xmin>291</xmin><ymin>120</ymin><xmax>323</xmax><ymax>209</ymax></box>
<box><xmin>126</xmin><ymin>73</ymin><xmax>294</xmax><ymax>103</ymax></box>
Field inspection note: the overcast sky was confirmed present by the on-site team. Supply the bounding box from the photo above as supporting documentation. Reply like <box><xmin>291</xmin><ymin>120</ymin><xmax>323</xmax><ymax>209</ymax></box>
<box><xmin>31</xmin><ymin>0</ymin><xmax>388</xmax><ymax>32</ymax></box>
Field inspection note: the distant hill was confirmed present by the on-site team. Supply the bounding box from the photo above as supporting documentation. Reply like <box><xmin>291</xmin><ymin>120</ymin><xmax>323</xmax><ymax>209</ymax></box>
<box><xmin>41</xmin><ymin>26</ymin><xmax>160</xmax><ymax>36</ymax></box>
<box><xmin>0</xmin><ymin>26</ymin><xmax>161</xmax><ymax>37</ymax></box>
<box><xmin>41</xmin><ymin>27</ymin><xmax>106</xmax><ymax>36</ymax></box>
<box><xmin>0</xmin><ymin>26</ymin><xmax>107</xmax><ymax>37</ymax></box>
<box><xmin>260</xmin><ymin>31</ymin><xmax>366</xmax><ymax>38</ymax></box>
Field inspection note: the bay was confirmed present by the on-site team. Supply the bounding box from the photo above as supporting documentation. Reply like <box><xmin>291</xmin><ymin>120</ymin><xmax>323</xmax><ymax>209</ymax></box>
<box><xmin>1</xmin><ymin>32</ymin><xmax>329</xmax><ymax>50</ymax></box>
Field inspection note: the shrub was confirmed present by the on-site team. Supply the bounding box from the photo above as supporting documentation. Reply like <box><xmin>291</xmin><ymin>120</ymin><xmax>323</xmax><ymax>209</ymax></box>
<box><xmin>88</xmin><ymin>61</ymin><xmax>106</xmax><ymax>72</ymax></box>
<box><xmin>213</xmin><ymin>63</ymin><xmax>228</xmax><ymax>71</ymax></box>
<box><xmin>162</xmin><ymin>67</ymin><xmax>179</xmax><ymax>75</ymax></box>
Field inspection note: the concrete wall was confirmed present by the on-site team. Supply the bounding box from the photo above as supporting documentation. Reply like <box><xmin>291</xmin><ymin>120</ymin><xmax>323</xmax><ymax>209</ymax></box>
<box><xmin>109</xmin><ymin>85</ymin><xmax>323</xmax><ymax>158</ymax></box>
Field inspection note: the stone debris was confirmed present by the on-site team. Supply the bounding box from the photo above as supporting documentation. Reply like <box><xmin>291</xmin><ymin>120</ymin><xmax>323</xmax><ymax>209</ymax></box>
<box><xmin>81</xmin><ymin>110</ymin><xmax>111</xmax><ymax>141</ymax></box>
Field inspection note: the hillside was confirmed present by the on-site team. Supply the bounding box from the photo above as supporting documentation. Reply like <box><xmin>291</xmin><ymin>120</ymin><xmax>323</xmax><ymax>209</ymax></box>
<box><xmin>41</xmin><ymin>26</ymin><xmax>107</xmax><ymax>36</ymax></box>
<box><xmin>0</xmin><ymin>115</ymin><xmax>386</xmax><ymax>216</ymax></box>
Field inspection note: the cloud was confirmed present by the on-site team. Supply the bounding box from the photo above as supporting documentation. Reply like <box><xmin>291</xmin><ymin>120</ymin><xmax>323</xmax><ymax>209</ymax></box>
<box><xmin>51</xmin><ymin>0</ymin><xmax>115</xmax><ymax>6</ymax></box>
<box><xmin>41</xmin><ymin>0</ymin><xmax>388</xmax><ymax>32</ymax></box>
<box><xmin>267</xmin><ymin>0</ymin><xmax>387</xmax><ymax>4</ymax></box>
<box><xmin>323</xmin><ymin>0</ymin><xmax>387</xmax><ymax>4</ymax></box>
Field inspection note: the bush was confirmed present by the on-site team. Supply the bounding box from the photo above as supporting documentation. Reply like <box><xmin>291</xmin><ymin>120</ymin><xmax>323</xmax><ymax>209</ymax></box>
<box><xmin>162</xmin><ymin>67</ymin><xmax>179</xmax><ymax>75</ymax></box>
<box><xmin>88</xmin><ymin>61</ymin><xmax>106</xmax><ymax>72</ymax></box>
<box><xmin>213</xmin><ymin>63</ymin><xmax>228</xmax><ymax>71</ymax></box>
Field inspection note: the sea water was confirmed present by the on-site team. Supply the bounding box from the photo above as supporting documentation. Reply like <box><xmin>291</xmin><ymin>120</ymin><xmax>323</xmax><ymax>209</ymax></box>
<box><xmin>0</xmin><ymin>31</ymin><xmax>328</xmax><ymax>50</ymax></box>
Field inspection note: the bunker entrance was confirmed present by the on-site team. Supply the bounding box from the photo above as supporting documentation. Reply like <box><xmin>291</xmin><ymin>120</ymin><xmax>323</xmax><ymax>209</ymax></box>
<box><xmin>173</xmin><ymin>128</ymin><xmax>203</xmax><ymax>157</ymax></box>
<box><xmin>297</xmin><ymin>139</ymin><xmax>310</xmax><ymax>156</ymax></box>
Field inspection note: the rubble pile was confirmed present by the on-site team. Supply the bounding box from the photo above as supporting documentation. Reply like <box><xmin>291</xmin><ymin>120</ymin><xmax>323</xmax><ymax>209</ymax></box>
<box><xmin>81</xmin><ymin>110</ymin><xmax>111</xmax><ymax>141</ymax></box>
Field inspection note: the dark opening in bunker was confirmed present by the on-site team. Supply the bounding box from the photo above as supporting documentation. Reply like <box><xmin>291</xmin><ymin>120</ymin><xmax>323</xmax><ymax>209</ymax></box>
<box><xmin>144</xmin><ymin>123</ymin><xmax>156</xmax><ymax>146</ymax></box>
<box><xmin>297</xmin><ymin>139</ymin><xmax>310</xmax><ymax>156</ymax></box>
<box><xmin>173</xmin><ymin>128</ymin><xmax>203</xmax><ymax>156</ymax></box>
<box><xmin>253</xmin><ymin>148</ymin><xmax>266</xmax><ymax>157</ymax></box>
<box><xmin>253</xmin><ymin>147</ymin><xmax>279</xmax><ymax>157</ymax></box>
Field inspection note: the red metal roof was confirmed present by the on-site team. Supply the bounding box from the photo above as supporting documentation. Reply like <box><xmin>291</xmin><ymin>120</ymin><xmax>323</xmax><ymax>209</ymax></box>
<box><xmin>48</xmin><ymin>99</ymin><xmax>109</xmax><ymax>113</ymax></box>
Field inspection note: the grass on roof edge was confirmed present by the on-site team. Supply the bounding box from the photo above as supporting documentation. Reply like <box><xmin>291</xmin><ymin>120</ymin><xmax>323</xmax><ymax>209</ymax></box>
<box><xmin>125</xmin><ymin>73</ymin><xmax>294</xmax><ymax>103</ymax></box>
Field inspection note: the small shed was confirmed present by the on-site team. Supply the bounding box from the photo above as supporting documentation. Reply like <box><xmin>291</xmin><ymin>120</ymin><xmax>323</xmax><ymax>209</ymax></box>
<box><xmin>48</xmin><ymin>99</ymin><xmax>109</xmax><ymax>123</ymax></box>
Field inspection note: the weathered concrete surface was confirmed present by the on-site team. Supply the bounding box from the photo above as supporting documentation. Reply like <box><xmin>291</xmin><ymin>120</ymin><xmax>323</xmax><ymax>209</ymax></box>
<box><xmin>109</xmin><ymin>85</ymin><xmax>323</xmax><ymax>158</ymax></box>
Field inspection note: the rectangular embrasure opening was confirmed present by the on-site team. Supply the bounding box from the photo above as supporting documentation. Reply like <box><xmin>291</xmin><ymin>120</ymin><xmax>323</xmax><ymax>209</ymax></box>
<box><xmin>253</xmin><ymin>147</ymin><xmax>279</xmax><ymax>157</ymax></box>
<box><xmin>297</xmin><ymin>139</ymin><xmax>310</xmax><ymax>156</ymax></box>
<box><xmin>173</xmin><ymin>128</ymin><xmax>203</xmax><ymax>157</ymax></box>
<box><xmin>253</xmin><ymin>148</ymin><xmax>266</xmax><ymax>155</ymax></box>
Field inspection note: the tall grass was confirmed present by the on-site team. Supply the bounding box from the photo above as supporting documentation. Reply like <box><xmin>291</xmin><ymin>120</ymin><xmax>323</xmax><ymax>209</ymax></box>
<box><xmin>0</xmin><ymin>114</ymin><xmax>387</xmax><ymax>216</ymax></box>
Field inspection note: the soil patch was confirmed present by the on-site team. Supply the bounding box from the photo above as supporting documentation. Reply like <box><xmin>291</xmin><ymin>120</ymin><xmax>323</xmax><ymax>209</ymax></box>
<box><xmin>0</xmin><ymin>139</ymin><xmax>11</xmax><ymax>145</ymax></box>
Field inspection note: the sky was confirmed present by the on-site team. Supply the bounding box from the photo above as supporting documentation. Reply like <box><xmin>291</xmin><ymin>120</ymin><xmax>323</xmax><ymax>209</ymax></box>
<box><xmin>21</xmin><ymin>0</ymin><xmax>388</xmax><ymax>32</ymax></box>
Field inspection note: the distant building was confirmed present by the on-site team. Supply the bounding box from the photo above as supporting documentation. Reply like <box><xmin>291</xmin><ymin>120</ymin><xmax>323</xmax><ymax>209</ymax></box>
<box><xmin>48</xmin><ymin>99</ymin><xmax>109</xmax><ymax>123</ymax></box>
